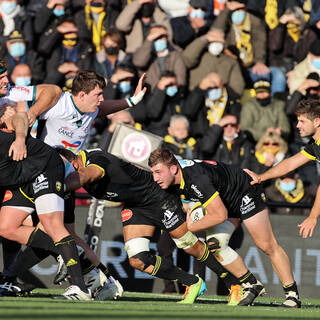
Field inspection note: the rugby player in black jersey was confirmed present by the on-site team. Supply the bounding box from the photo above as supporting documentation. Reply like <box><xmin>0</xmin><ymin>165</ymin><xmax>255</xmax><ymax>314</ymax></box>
<box><xmin>148</xmin><ymin>148</ymin><xmax>301</xmax><ymax>308</ymax></box>
<box><xmin>0</xmin><ymin>113</ymin><xmax>91</xmax><ymax>300</ymax></box>
<box><xmin>51</xmin><ymin>147</ymin><xmax>259</xmax><ymax>304</ymax></box>
<box><xmin>246</xmin><ymin>99</ymin><xmax>320</xmax><ymax>240</ymax></box>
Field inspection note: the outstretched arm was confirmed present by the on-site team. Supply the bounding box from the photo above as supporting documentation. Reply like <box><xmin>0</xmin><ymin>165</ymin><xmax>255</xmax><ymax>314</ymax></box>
<box><xmin>98</xmin><ymin>73</ymin><xmax>147</xmax><ymax>117</ymax></box>
<box><xmin>244</xmin><ymin>152</ymin><xmax>310</xmax><ymax>185</ymax></box>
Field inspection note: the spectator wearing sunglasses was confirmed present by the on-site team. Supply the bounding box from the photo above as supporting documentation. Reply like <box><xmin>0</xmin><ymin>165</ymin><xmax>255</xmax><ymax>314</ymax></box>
<box><xmin>240</xmin><ymin>77</ymin><xmax>290</xmax><ymax>142</ymax></box>
<box><xmin>200</xmin><ymin>114</ymin><xmax>257</xmax><ymax>170</ymax></box>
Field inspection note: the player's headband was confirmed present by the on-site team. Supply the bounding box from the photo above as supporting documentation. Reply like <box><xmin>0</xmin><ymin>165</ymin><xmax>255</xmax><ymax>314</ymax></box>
<box><xmin>0</xmin><ymin>67</ymin><xmax>7</xmax><ymax>74</ymax></box>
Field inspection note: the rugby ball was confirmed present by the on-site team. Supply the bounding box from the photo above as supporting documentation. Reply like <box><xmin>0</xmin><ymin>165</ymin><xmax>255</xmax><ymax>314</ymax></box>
<box><xmin>190</xmin><ymin>205</ymin><xmax>206</xmax><ymax>222</ymax></box>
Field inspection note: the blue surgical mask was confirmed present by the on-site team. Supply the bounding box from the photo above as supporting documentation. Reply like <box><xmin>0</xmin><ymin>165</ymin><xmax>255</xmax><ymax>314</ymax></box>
<box><xmin>279</xmin><ymin>180</ymin><xmax>296</xmax><ymax>193</ymax></box>
<box><xmin>153</xmin><ymin>39</ymin><xmax>167</xmax><ymax>52</ymax></box>
<box><xmin>312</xmin><ymin>57</ymin><xmax>320</xmax><ymax>69</ymax></box>
<box><xmin>53</xmin><ymin>8</ymin><xmax>65</xmax><ymax>17</ymax></box>
<box><xmin>9</xmin><ymin>42</ymin><xmax>26</xmax><ymax>58</ymax></box>
<box><xmin>207</xmin><ymin>88</ymin><xmax>222</xmax><ymax>101</ymax></box>
<box><xmin>1</xmin><ymin>1</ymin><xmax>17</xmax><ymax>14</ymax></box>
<box><xmin>190</xmin><ymin>9</ymin><xmax>205</xmax><ymax>19</ymax></box>
<box><xmin>15</xmin><ymin>76</ymin><xmax>31</xmax><ymax>86</ymax></box>
<box><xmin>231</xmin><ymin>10</ymin><xmax>246</xmax><ymax>24</ymax></box>
<box><xmin>118</xmin><ymin>81</ymin><xmax>131</xmax><ymax>93</ymax></box>
<box><xmin>166</xmin><ymin>85</ymin><xmax>178</xmax><ymax>97</ymax></box>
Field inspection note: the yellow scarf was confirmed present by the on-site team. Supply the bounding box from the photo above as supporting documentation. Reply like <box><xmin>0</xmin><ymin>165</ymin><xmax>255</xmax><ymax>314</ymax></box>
<box><xmin>234</xmin><ymin>13</ymin><xmax>253</xmax><ymax>67</ymax></box>
<box><xmin>85</xmin><ymin>4</ymin><xmax>107</xmax><ymax>51</ymax></box>
<box><xmin>303</xmin><ymin>0</ymin><xmax>311</xmax><ymax>22</ymax></box>
<box><xmin>287</xmin><ymin>23</ymin><xmax>300</xmax><ymax>43</ymax></box>
<box><xmin>164</xmin><ymin>135</ymin><xmax>197</xmax><ymax>154</ymax></box>
<box><xmin>265</xmin><ymin>0</ymin><xmax>278</xmax><ymax>30</ymax></box>
<box><xmin>205</xmin><ymin>87</ymin><xmax>228</xmax><ymax>126</ymax></box>
<box><xmin>275</xmin><ymin>178</ymin><xmax>305</xmax><ymax>203</ymax></box>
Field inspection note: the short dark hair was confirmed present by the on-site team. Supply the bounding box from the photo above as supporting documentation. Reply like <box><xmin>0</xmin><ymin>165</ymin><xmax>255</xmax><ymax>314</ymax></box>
<box><xmin>148</xmin><ymin>148</ymin><xmax>178</xmax><ymax>168</ymax></box>
<box><xmin>72</xmin><ymin>70</ymin><xmax>106</xmax><ymax>95</ymax></box>
<box><xmin>295</xmin><ymin>99</ymin><xmax>320</xmax><ymax>120</ymax></box>
<box><xmin>56</xmin><ymin>148</ymin><xmax>77</xmax><ymax>162</ymax></box>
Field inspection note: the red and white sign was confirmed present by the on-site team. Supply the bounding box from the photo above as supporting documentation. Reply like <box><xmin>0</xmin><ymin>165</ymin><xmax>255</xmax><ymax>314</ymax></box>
<box><xmin>121</xmin><ymin>133</ymin><xmax>151</xmax><ymax>163</ymax></box>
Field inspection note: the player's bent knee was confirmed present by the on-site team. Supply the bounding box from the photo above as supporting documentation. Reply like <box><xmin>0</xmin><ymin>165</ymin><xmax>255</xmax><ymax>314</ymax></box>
<box><xmin>207</xmin><ymin>231</ymin><xmax>238</xmax><ymax>265</ymax></box>
<box><xmin>172</xmin><ymin>231</ymin><xmax>198</xmax><ymax>250</ymax></box>
<box><xmin>129</xmin><ymin>252</ymin><xmax>156</xmax><ymax>271</ymax></box>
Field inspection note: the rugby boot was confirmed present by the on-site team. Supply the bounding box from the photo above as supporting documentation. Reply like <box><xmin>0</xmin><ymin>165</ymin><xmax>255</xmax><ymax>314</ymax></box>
<box><xmin>238</xmin><ymin>280</ymin><xmax>266</xmax><ymax>306</ymax></box>
<box><xmin>227</xmin><ymin>284</ymin><xmax>243</xmax><ymax>306</ymax></box>
<box><xmin>0</xmin><ymin>276</ymin><xmax>35</xmax><ymax>297</ymax></box>
<box><xmin>94</xmin><ymin>276</ymin><xmax>124</xmax><ymax>300</ymax></box>
<box><xmin>282</xmin><ymin>291</ymin><xmax>301</xmax><ymax>308</ymax></box>
<box><xmin>83</xmin><ymin>268</ymin><xmax>107</xmax><ymax>292</ymax></box>
<box><xmin>178</xmin><ymin>275</ymin><xmax>207</xmax><ymax>304</ymax></box>
<box><xmin>55</xmin><ymin>285</ymin><xmax>92</xmax><ymax>301</ymax></box>
<box><xmin>53</xmin><ymin>255</ymin><xmax>68</xmax><ymax>285</ymax></box>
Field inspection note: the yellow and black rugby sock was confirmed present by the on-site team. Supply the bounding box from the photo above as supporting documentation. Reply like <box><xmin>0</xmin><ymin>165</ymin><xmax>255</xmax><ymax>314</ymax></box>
<box><xmin>55</xmin><ymin>235</ymin><xmax>88</xmax><ymax>293</ymax></box>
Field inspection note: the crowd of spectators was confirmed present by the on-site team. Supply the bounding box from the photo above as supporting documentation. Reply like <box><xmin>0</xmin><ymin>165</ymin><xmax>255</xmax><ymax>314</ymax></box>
<box><xmin>3</xmin><ymin>0</ymin><xmax>320</xmax><ymax>208</ymax></box>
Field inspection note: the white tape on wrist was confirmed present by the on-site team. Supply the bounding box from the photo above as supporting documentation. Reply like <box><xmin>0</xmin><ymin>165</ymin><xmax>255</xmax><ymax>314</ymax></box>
<box><xmin>126</xmin><ymin>90</ymin><xmax>145</xmax><ymax>107</ymax></box>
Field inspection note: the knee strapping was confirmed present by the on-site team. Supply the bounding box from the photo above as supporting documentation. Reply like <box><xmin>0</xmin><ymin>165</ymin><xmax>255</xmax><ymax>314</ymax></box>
<box><xmin>207</xmin><ymin>220</ymin><xmax>238</xmax><ymax>266</ymax></box>
<box><xmin>172</xmin><ymin>231</ymin><xmax>198</xmax><ymax>249</ymax></box>
<box><xmin>124</xmin><ymin>237</ymin><xmax>150</xmax><ymax>258</ymax></box>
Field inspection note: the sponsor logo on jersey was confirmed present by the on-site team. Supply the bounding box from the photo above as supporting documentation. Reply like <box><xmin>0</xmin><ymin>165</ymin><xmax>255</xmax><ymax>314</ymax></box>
<box><xmin>121</xmin><ymin>133</ymin><xmax>151</xmax><ymax>162</ymax></box>
<box><xmin>191</xmin><ymin>184</ymin><xmax>203</xmax><ymax>198</ymax></box>
<box><xmin>106</xmin><ymin>192</ymin><xmax>118</xmax><ymax>198</ymax></box>
<box><xmin>240</xmin><ymin>194</ymin><xmax>256</xmax><ymax>215</ymax></box>
<box><xmin>3</xmin><ymin>190</ymin><xmax>12</xmax><ymax>202</ymax></box>
<box><xmin>121</xmin><ymin>209</ymin><xmax>133</xmax><ymax>222</ymax></box>
<box><xmin>56</xmin><ymin>181</ymin><xmax>62</xmax><ymax>192</ymax></box>
<box><xmin>61</xmin><ymin>140</ymin><xmax>81</xmax><ymax>152</ymax></box>
<box><xmin>58</xmin><ymin>127</ymin><xmax>74</xmax><ymax>138</ymax></box>
<box><xmin>261</xmin><ymin>192</ymin><xmax>266</xmax><ymax>202</ymax></box>
<box><xmin>178</xmin><ymin>160</ymin><xmax>194</xmax><ymax>168</ymax></box>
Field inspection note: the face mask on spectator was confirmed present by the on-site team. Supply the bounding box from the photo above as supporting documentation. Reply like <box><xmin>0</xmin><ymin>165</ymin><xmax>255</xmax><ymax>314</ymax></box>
<box><xmin>279</xmin><ymin>180</ymin><xmax>296</xmax><ymax>192</ymax></box>
<box><xmin>118</xmin><ymin>81</ymin><xmax>131</xmax><ymax>94</ymax></box>
<box><xmin>1</xmin><ymin>1</ymin><xmax>17</xmax><ymax>14</ymax></box>
<box><xmin>15</xmin><ymin>76</ymin><xmax>31</xmax><ymax>86</ymax></box>
<box><xmin>231</xmin><ymin>10</ymin><xmax>246</xmax><ymax>24</ymax></box>
<box><xmin>9</xmin><ymin>42</ymin><xmax>26</xmax><ymax>58</ymax></box>
<box><xmin>53</xmin><ymin>8</ymin><xmax>65</xmax><ymax>16</ymax></box>
<box><xmin>207</xmin><ymin>88</ymin><xmax>222</xmax><ymax>101</ymax></box>
<box><xmin>154</xmin><ymin>39</ymin><xmax>167</xmax><ymax>52</ymax></box>
<box><xmin>141</xmin><ymin>3</ymin><xmax>155</xmax><ymax>18</ymax></box>
<box><xmin>190</xmin><ymin>9</ymin><xmax>205</xmax><ymax>19</ymax></box>
<box><xmin>208</xmin><ymin>42</ymin><xmax>224</xmax><ymax>56</ymax></box>
<box><xmin>312</xmin><ymin>57</ymin><xmax>320</xmax><ymax>69</ymax></box>
<box><xmin>166</xmin><ymin>85</ymin><xmax>178</xmax><ymax>97</ymax></box>
<box><xmin>256</xmin><ymin>97</ymin><xmax>271</xmax><ymax>106</ymax></box>
<box><xmin>90</xmin><ymin>1</ymin><xmax>104</xmax><ymax>14</ymax></box>
<box><xmin>105</xmin><ymin>46</ymin><xmax>119</xmax><ymax>55</ymax></box>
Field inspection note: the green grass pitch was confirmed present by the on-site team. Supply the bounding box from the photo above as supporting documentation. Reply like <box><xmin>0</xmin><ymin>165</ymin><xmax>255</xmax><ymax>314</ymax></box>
<box><xmin>1</xmin><ymin>290</ymin><xmax>320</xmax><ymax>320</ymax></box>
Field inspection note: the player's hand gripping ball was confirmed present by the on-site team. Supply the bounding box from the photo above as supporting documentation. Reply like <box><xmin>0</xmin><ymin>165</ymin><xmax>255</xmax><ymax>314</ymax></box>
<box><xmin>190</xmin><ymin>205</ymin><xmax>206</xmax><ymax>222</ymax></box>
